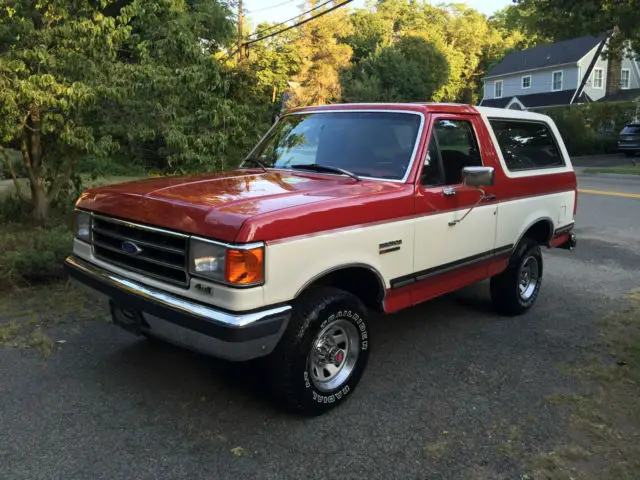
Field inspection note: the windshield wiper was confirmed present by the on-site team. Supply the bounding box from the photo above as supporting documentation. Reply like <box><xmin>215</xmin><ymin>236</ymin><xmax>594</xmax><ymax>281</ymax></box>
<box><xmin>243</xmin><ymin>157</ymin><xmax>268</xmax><ymax>171</ymax></box>
<box><xmin>290</xmin><ymin>164</ymin><xmax>360</xmax><ymax>182</ymax></box>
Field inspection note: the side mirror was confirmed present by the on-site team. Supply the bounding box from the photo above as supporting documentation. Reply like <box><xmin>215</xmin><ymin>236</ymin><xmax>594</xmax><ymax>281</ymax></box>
<box><xmin>462</xmin><ymin>166</ymin><xmax>494</xmax><ymax>188</ymax></box>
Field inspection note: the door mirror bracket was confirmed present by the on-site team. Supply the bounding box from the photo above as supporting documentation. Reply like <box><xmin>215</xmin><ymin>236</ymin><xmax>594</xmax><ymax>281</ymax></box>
<box><xmin>448</xmin><ymin>166</ymin><xmax>496</xmax><ymax>227</ymax></box>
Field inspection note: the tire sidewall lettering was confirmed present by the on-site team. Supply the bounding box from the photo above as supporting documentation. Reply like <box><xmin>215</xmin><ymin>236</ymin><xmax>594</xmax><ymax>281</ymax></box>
<box><xmin>302</xmin><ymin>305</ymin><xmax>368</xmax><ymax>400</ymax></box>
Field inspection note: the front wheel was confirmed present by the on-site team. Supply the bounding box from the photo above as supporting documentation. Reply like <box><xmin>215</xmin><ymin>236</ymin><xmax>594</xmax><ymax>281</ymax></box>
<box><xmin>267</xmin><ymin>287</ymin><xmax>370</xmax><ymax>416</ymax></box>
<box><xmin>490</xmin><ymin>238</ymin><xmax>543</xmax><ymax>316</ymax></box>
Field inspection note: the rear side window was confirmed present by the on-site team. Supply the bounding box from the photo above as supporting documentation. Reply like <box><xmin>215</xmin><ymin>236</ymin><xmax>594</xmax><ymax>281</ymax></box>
<box><xmin>489</xmin><ymin>119</ymin><xmax>565</xmax><ymax>171</ymax></box>
<box><xmin>621</xmin><ymin>124</ymin><xmax>640</xmax><ymax>135</ymax></box>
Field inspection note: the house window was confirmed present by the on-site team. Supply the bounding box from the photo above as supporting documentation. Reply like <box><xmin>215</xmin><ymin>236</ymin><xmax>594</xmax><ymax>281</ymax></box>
<box><xmin>592</xmin><ymin>68</ymin><xmax>603</xmax><ymax>89</ymax></box>
<box><xmin>522</xmin><ymin>75</ymin><xmax>531</xmax><ymax>89</ymax></box>
<box><xmin>552</xmin><ymin>71</ymin><xmax>563</xmax><ymax>91</ymax></box>
<box><xmin>494</xmin><ymin>80</ymin><xmax>503</xmax><ymax>98</ymax></box>
<box><xmin>621</xmin><ymin>68</ymin><xmax>630</xmax><ymax>89</ymax></box>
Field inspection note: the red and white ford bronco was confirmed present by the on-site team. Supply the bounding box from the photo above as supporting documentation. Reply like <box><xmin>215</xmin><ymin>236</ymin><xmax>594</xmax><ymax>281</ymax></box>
<box><xmin>65</xmin><ymin>103</ymin><xmax>577</xmax><ymax>416</ymax></box>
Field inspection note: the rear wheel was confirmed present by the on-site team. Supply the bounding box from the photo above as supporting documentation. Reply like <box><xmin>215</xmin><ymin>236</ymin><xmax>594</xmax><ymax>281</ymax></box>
<box><xmin>267</xmin><ymin>287</ymin><xmax>370</xmax><ymax>416</ymax></box>
<box><xmin>490</xmin><ymin>238</ymin><xmax>542</xmax><ymax>316</ymax></box>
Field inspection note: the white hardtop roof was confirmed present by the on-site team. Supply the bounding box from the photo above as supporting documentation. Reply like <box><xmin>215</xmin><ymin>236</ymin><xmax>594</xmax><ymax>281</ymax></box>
<box><xmin>475</xmin><ymin>106</ymin><xmax>553</xmax><ymax>122</ymax></box>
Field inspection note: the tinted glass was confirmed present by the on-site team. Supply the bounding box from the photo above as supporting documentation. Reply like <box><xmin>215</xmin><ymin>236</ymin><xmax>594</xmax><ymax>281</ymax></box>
<box><xmin>421</xmin><ymin>136</ymin><xmax>443</xmax><ymax>186</ymax></box>
<box><xmin>621</xmin><ymin>124</ymin><xmax>640</xmax><ymax>135</ymax></box>
<box><xmin>489</xmin><ymin>119</ymin><xmax>564</xmax><ymax>171</ymax></box>
<box><xmin>432</xmin><ymin>119</ymin><xmax>482</xmax><ymax>185</ymax></box>
<box><xmin>248</xmin><ymin>112</ymin><xmax>422</xmax><ymax>180</ymax></box>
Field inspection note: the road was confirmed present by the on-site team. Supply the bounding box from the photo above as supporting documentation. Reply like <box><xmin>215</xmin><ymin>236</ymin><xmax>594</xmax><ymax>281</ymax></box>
<box><xmin>1</xmin><ymin>172</ymin><xmax>639</xmax><ymax>480</ymax></box>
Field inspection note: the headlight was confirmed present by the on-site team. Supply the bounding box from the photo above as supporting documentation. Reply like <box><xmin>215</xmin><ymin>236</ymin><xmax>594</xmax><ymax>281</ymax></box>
<box><xmin>189</xmin><ymin>238</ymin><xmax>264</xmax><ymax>286</ymax></box>
<box><xmin>73</xmin><ymin>210</ymin><xmax>92</xmax><ymax>241</ymax></box>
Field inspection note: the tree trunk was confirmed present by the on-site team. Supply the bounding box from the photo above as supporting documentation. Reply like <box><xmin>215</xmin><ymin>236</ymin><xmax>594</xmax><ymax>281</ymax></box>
<box><xmin>606</xmin><ymin>53</ymin><xmax>622</xmax><ymax>98</ymax></box>
<box><xmin>606</xmin><ymin>26</ymin><xmax>622</xmax><ymax>98</ymax></box>
<box><xmin>31</xmin><ymin>184</ymin><xmax>49</xmax><ymax>224</ymax></box>
<box><xmin>20</xmin><ymin>107</ymin><xmax>50</xmax><ymax>225</ymax></box>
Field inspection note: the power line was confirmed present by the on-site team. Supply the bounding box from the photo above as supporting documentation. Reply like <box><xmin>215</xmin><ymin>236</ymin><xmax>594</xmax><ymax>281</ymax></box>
<box><xmin>247</xmin><ymin>0</ymin><xmax>297</xmax><ymax>14</ymax></box>
<box><xmin>246</xmin><ymin>0</ymin><xmax>339</xmax><ymax>40</ymax></box>
<box><xmin>222</xmin><ymin>0</ymin><xmax>353</xmax><ymax>61</ymax></box>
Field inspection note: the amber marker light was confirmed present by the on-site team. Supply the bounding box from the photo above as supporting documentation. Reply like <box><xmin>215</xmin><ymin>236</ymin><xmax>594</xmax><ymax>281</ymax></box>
<box><xmin>225</xmin><ymin>247</ymin><xmax>264</xmax><ymax>286</ymax></box>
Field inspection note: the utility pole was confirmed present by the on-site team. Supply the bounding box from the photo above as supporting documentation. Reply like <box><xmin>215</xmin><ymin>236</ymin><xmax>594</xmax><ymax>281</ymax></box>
<box><xmin>237</xmin><ymin>0</ymin><xmax>245</xmax><ymax>61</ymax></box>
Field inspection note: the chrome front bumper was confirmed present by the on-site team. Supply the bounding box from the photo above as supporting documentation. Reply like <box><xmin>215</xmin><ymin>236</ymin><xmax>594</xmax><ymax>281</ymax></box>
<box><xmin>64</xmin><ymin>255</ymin><xmax>291</xmax><ymax>361</ymax></box>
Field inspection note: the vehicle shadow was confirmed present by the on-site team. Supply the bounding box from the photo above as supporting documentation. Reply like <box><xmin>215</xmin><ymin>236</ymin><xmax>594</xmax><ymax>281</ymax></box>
<box><xmin>90</xmin><ymin>280</ymin><xmax>496</xmax><ymax>419</ymax></box>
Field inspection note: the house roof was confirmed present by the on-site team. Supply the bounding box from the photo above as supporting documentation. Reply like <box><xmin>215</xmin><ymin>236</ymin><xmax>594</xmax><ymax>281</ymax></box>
<box><xmin>596</xmin><ymin>88</ymin><xmax>640</xmax><ymax>103</ymax></box>
<box><xmin>479</xmin><ymin>89</ymin><xmax>589</xmax><ymax>109</ymax></box>
<box><xmin>484</xmin><ymin>34</ymin><xmax>608</xmax><ymax>79</ymax></box>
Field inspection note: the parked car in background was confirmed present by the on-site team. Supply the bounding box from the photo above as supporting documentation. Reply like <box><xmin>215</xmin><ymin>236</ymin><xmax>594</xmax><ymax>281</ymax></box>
<box><xmin>617</xmin><ymin>123</ymin><xmax>640</xmax><ymax>156</ymax></box>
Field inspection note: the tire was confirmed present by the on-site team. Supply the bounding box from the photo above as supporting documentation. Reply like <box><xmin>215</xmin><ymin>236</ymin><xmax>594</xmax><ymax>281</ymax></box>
<box><xmin>267</xmin><ymin>286</ymin><xmax>370</xmax><ymax>416</ymax></box>
<box><xmin>490</xmin><ymin>238</ymin><xmax>543</xmax><ymax>316</ymax></box>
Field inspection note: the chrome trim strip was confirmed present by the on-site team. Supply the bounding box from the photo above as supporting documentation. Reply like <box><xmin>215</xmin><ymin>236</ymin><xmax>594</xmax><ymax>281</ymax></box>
<box><xmin>92</xmin><ymin>226</ymin><xmax>185</xmax><ymax>255</ymax></box>
<box><xmin>93</xmin><ymin>240</ymin><xmax>184</xmax><ymax>271</ymax></box>
<box><xmin>90</xmin><ymin>252</ymin><xmax>189</xmax><ymax>287</ymax></box>
<box><xmin>239</xmin><ymin>109</ymin><xmax>426</xmax><ymax>184</ymax></box>
<box><xmin>190</xmin><ymin>235</ymin><xmax>265</xmax><ymax>251</ymax></box>
<box><xmin>65</xmin><ymin>256</ymin><xmax>291</xmax><ymax>328</ymax></box>
<box><xmin>93</xmin><ymin>214</ymin><xmax>190</xmax><ymax>239</ymax></box>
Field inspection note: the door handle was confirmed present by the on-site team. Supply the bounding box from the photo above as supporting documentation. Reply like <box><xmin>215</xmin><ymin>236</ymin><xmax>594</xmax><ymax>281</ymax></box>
<box><xmin>443</xmin><ymin>187</ymin><xmax>456</xmax><ymax>197</ymax></box>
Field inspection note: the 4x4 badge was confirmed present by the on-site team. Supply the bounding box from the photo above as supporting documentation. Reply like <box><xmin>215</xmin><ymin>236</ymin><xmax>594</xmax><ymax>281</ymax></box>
<box><xmin>121</xmin><ymin>241</ymin><xmax>143</xmax><ymax>255</ymax></box>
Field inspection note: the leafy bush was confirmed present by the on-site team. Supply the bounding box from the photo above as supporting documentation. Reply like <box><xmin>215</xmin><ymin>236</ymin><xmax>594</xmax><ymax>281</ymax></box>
<box><xmin>0</xmin><ymin>221</ymin><xmax>72</xmax><ymax>288</ymax></box>
<box><xmin>539</xmin><ymin>101</ymin><xmax>640</xmax><ymax>156</ymax></box>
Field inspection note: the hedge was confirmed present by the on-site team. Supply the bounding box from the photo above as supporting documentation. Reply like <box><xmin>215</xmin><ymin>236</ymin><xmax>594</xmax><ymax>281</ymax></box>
<box><xmin>538</xmin><ymin>100</ymin><xmax>640</xmax><ymax>156</ymax></box>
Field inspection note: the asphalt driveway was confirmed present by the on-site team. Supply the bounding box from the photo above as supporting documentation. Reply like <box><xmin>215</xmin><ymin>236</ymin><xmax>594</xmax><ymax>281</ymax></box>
<box><xmin>1</xmin><ymin>171</ymin><xmax>639</xmax><ymax>480</ymax></box>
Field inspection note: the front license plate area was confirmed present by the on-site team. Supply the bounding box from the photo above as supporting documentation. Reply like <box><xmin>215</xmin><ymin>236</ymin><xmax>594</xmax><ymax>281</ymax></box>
<box><xmin>110</xmin><ymin>301</ymin><xmax>145</xmax><ymax>336</ymax></box>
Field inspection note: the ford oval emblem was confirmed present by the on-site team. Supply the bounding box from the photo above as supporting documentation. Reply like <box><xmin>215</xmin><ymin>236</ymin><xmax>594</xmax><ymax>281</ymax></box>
<box><xmin>121</xmin><ymin>241</ymin><xmax>143</xmax><ymax>255</ymax></box>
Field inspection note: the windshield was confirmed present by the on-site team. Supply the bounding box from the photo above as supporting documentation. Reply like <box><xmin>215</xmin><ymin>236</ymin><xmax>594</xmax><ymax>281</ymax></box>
<box><xmin>245</xmin><ymin>111</ymin><xmax>422</xmax><ymax>180</ymax></box>
<box><xmin>621</xmin><ymin>124</ymin><xmax>640</xmax><ymax>135</ymax></box>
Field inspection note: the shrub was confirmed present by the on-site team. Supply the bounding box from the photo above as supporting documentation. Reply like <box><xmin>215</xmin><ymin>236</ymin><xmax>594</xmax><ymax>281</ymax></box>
<box><xmin>0</xmin><ymin>223</ymin><xmax>72</xmax><ymax>288</ymax></box>
<box><xmin>539</xmin><ymin>101</ymin><xmax>640</xmax><ymax>156</ymax></box>
<box><xmin>0</xmin><ymin>194</ymin><xmax>73</xmax><ymax>289</ymax></box>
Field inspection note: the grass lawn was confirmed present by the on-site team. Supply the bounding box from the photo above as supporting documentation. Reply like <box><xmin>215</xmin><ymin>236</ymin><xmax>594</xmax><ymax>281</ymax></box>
<box><xmin>530</xmin><ymin>290</ymin><xmax>640</xmax><ymax>479</ymax></box>
<box><xmin>583</xmin><ymin>166</ymin><xmax>640</xmax><ymax>175</ymax></box>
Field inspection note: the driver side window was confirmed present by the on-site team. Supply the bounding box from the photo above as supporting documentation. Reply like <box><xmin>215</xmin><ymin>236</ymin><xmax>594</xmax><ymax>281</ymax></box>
<box><xmin>421</xmin><ymin>119</ymin><xmax>483</xmax><ymax>186</ymax></box>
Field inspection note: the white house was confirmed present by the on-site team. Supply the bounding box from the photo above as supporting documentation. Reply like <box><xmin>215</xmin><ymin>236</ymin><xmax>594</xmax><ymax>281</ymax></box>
<box><xmin>479</xmin><ymin>34</ymin><xmax>640</xmax><ymax>110</ymax></box>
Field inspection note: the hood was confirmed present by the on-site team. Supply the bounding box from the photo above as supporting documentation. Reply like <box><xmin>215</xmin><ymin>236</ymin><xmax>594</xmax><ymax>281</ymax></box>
<box><xmin>76</xmin><ymin>169</ymin><xmax>412</xmax><ymax>242</ymax></box>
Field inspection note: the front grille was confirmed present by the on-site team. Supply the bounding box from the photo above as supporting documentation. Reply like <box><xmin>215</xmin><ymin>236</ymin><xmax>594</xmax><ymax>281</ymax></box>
<box><xmin>91</xmin><ymin>215</ymin><xmax>189</xmax><ymax>287</ymax></box>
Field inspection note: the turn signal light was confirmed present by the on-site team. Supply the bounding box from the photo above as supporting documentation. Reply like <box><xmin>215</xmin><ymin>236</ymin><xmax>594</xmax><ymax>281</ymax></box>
<box><xmin>225</xmin><ymin>247</ymin><xmax>264</xmax><ymax>285</ymax></box>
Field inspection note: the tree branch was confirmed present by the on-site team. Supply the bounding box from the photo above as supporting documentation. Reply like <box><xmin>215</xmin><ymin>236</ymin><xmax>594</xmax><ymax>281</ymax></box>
<box><xmin>46</xmin><ymin>155</ymin><xmax>77</xmax><ymax>203</ymax></box>
<box><xmin>0</xmin><ymin>146</ymin><xmax>27</xmax><ymax>201</ymax></box>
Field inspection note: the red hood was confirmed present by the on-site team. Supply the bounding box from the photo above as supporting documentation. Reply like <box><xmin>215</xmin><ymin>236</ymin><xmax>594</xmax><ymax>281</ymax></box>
<box><xmin>77</xmin><ymin>169</ymin><xmax>414</xmax><ymax>242</ymax></box>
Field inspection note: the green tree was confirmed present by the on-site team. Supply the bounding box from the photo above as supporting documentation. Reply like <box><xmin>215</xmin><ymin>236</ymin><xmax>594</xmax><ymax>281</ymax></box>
<box><xmin>289</xmin><ymin>0</ymin><xmax>354</xmax><ymax>106</ymax></box>
<box><xmin>98</xmin><ymin>0</ymin><xmax>261</xmax><ymax>175</ymax></box>
<box><xmin>0</xmin><ymin>0</ymin><xmax>133</xmax><ymax>222</ymax></box>
<box><xmin>242</xmin><ymin>23</ymin><xmax>302</xmax><ymax>105</ymax></box>
<box><xmin>342</xmin><ymin>36</ymin><xmax>449</xmax><ymax>102</ymax></box>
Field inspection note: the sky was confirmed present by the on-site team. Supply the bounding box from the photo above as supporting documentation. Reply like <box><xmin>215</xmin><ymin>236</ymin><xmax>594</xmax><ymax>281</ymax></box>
<box><xmin>243</xmin><ymin>0</ymin><xmax>512</xmax><ymax>28</ymax></box>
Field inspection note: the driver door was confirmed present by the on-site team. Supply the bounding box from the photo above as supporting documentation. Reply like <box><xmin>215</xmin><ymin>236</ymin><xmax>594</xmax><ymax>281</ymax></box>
<box><xmin>411</xmin><ymin>114</ymin><xmax>499</xmax><ymax>303</ymax></box>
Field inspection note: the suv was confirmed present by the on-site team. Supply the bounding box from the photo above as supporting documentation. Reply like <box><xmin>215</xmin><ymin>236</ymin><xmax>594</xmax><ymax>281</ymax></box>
<box><xmin>65</xmin><ymin>103</ymin><xmax>577</xmax><ymax>416</ymax></box>
<box><xmin>617</xmin><ymin>122</ymin><xmax>640</xmax><ymax>156</ymax></box>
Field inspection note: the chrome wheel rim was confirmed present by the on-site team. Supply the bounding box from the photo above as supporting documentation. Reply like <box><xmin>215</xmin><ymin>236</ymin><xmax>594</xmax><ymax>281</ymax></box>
<box><xmin>309</xmin><ymin>319</ymin><xmax>360</xmax><ymax>392</ymax></box>
<box><xmin>518</xmin><ymin>256</ymin><xmax>539</xmax><ymax>301</ymax></box>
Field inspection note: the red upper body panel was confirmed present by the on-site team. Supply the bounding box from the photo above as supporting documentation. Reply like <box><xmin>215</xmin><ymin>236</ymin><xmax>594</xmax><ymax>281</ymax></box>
<box><xmin>76</xmin><ymin>103</ymin><xmax>577</xmax><ymax>244</ymax></box>
<box><xmin>76</xmin><ymin>168</ymin><xmax>416</xmax><ymax>243</ymax></box>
